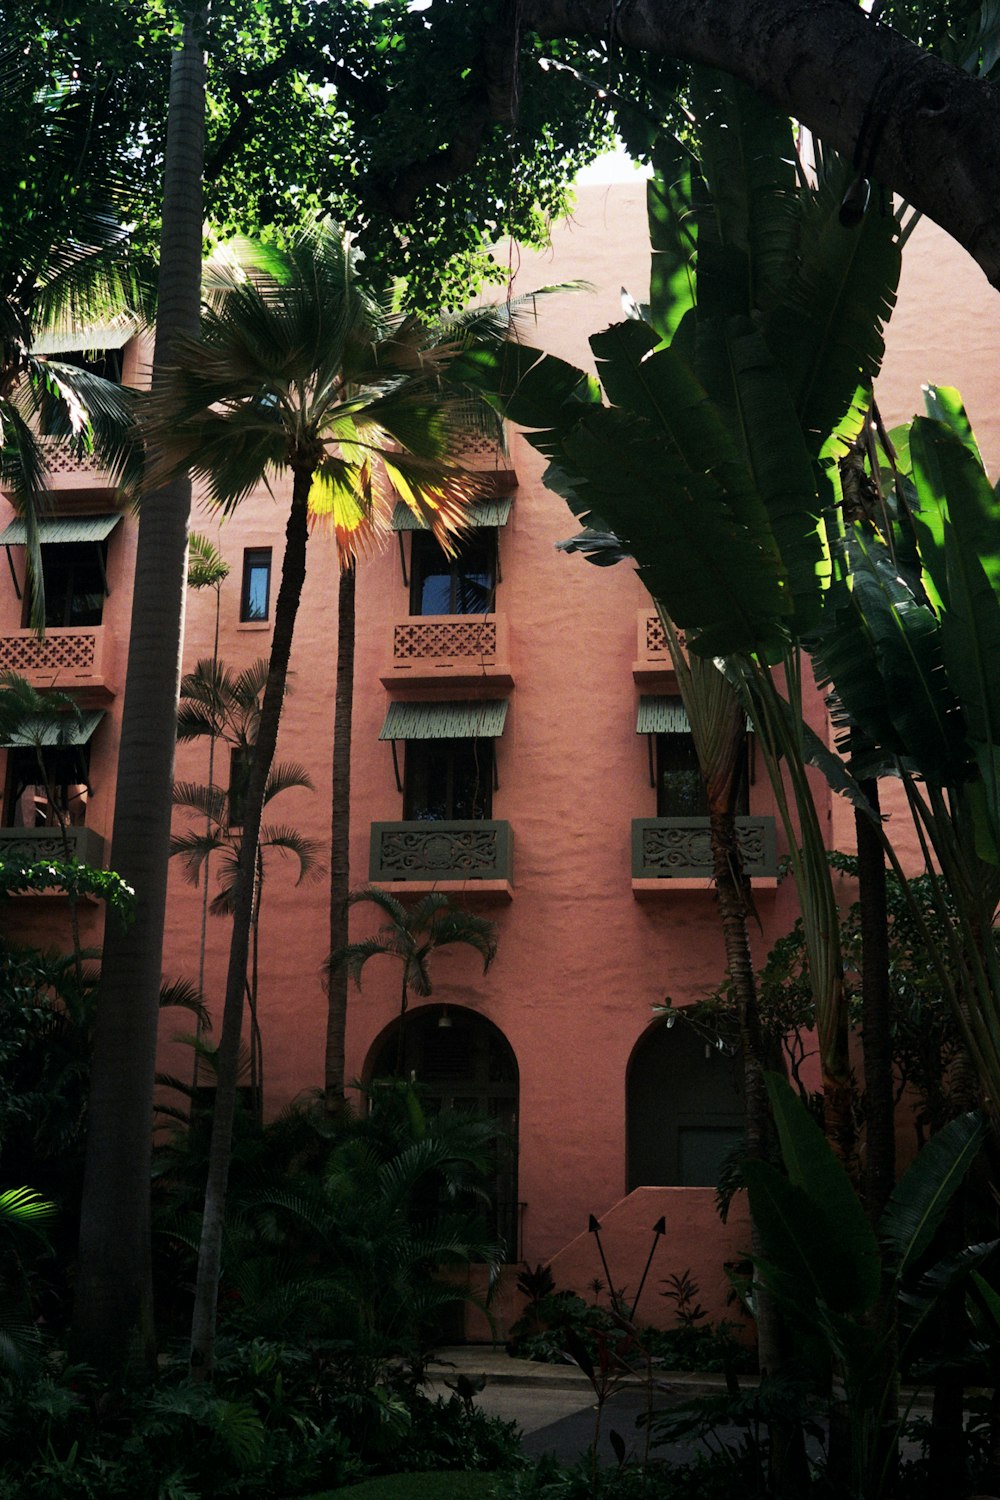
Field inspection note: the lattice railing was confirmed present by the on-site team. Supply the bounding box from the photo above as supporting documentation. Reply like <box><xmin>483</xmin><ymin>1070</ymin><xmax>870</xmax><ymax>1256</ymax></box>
<box><xmin>632</xmin><ymin>817</ymin><xmax>777</xmax><ymax>879</ymax></box>
<box><xmin>0</xmin><ymin>630</ymin><xmax>98</xmax><ymax>673</ymax></box>
<box><xmin>370</xmin><ymin>820</ymin><xmax>513</xmax><ymax>882</ymax></box>
<box><xmin>393</xmin><ymin>617</ymin><xmax>498</xmax><ymax>661</ymax></box>
<box><xmin>0</xmin><ymin>825</ymin><xmax>106</xmax><ymax>868</ymax></box>
<box><xmin>644</xmin><ymin>613</ymin><xmax>667</xmax><ymax>655</ymax></box>
<box><xmin>37</xmin><ymin>437</ymin><xmax>108</xmax><ymax>479</ymax></box>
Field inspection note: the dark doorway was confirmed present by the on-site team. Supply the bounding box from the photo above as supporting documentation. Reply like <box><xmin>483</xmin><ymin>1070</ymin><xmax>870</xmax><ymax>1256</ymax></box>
<box><xmin>626</xmin><ymin>1019</ymin><xmax>744</xmax><ymax>1189</ymax></box>
<box><xmin>370</xmin><ymin>1005</ymin><xmax>519</xmax><ymax>1257</ymax></box>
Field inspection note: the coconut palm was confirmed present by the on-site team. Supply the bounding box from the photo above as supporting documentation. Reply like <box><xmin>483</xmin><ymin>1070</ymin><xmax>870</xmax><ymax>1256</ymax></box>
<box><xmin>143</xmin><ymin>222</ymin><xmax>487</xmax><ymax>1377</ymax></box>
<box><xmin>330</xmin><ymin>886</ymin><xmax>498</xmax><ymax>1075</ymax></box>
<box><xmin>76</xmin><ymin>10</ymin><xmax>207</xmax><ymax>1378</ymax></box>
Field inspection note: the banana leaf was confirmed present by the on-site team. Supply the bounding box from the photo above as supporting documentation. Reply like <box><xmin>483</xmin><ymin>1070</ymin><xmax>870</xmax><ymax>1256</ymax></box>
<box><xmin>880</xmin><ymin>1111</ymin><xmax>986</xmax><ymax>1278</ymax></box>
<box><xmin>647</xmin><ymin>130</ymin><xmax>699</xmax><ymax>341</ymax></box>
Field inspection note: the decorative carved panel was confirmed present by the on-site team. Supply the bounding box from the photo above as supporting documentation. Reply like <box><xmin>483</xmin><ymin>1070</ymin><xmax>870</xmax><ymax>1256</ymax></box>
<box><xmin>632</xmin><ymin>817</ymin><xmax>776</xmax><ymax>879</ymax></box>
<box><xmin>645</xmin><ymin>614</ymin><xmax>668</xmax><ymax>656</ymax></box>
<box><xmin>371</xmin><ymin>820</ymin><xmax>512</xmax><ymax>881</ymax></box>
<box><xmin>0</xmin><ymin>632</ymin><xmax>97</xmax><ymax>671</ymax></box>
<box><xmin>393</xmin><ymin>619</ymin><xmax>498</xmax><ymax>661</ymax></box>
<box><xmin>37</xmin><ymin>437</ymin><xmax>107</xmax><ymax>478</ymax></box>
<box><xmin>0</xmin><ymin>825</ymin><xmax>105</xmax><ymax>867</ymax></box>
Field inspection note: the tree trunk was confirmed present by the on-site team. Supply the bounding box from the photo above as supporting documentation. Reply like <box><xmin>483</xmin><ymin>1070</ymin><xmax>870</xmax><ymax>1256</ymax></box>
<box><xmin>520</xmin><ymin>0</ymin><xmax>1000</xmax><ymax>291</ymax></box>
<box><xmin>325</xmin><ymin>562</ymin><xmax>356</xmax><ymax>1114</ymax></box>
<box><xmin>189</xmin><ymin>471</ymin><xmax>311</xmax><ymax>1380</ymax></box>
<box><xmin>74</xmin><ymin>11</ymin><xmax>205</xmax><ymax>1379</ymax></box>
<box><xmin>193</xmin><ymin>581</ymin><xmax>222</xmax><ymax>1091</ymax></box>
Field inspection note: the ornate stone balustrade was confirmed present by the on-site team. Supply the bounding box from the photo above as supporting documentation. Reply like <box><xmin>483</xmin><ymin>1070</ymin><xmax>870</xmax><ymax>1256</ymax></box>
<box><xmin>0</xmin><ymin>628</ymin><xmax>112</xmax><ymax>695</ymax></box>
<box><xmin>0</xmin><ymin>438</ymin><xmax>116</xmax><ymax>495</ymax></box>
<box><xmin>633</xmin><ymin>610</ymin><xmax>672</xmax><ymax>681</ymax></box>
<box><xmin>381</xmin><ymin>613</ymin><xmax>512</xmax><ymax>688</ymax></box>
<box><xmin>0</xmin><ymin>824</ymin><xmax>106</xmax><ymax>868</ymax></box>
<box><xmin>631</xmin><ymin>816</ymin><xmax>777</xmax><ymax>880</ymax></box>
<box><xmin>370</xmin><ymin>819</ymin><xmax>513</xmax><ymax>884</ymax></box>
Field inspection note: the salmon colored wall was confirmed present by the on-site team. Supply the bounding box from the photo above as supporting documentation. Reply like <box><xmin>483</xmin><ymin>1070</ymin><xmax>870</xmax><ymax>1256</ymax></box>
<box><xmin>4</xmin><ymin>182</ymin><xmax>999</xmax><ymax>1286</ymax></box>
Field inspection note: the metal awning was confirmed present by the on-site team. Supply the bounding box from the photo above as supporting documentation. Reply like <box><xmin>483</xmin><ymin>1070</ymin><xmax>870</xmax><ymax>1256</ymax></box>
<box><xmin>0</xmin><ymin>513</ymin><xmax>123</xmax><ymax>546</ymax></box>
<box><xmin>0</xmin><ymin>709</ymin><xmax>105</xmax><ymax>749</ymax></box>
<box><xmin>391</xmin><ymin>497</ymin><xmax>514</xmax><ymax>531</ymax></box>
<box><xmin>32</xmin><ymin>316</ymin><xmax>139</xmax><ymax>356</ymax></box>
<box><xmin>379</xmin><ymin>699</ymin><xmax>509</xmax><ymax>741</ymax></box>
<box><xmin>636</xmin><ymin>696</ymin><xmax>691</xmax><ymax>735</ymax></box>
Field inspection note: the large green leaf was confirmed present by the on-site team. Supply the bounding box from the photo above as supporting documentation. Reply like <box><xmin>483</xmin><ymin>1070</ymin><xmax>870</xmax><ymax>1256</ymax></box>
<box><xmin>691</xmin><ymin>70</ymin><xmax>799</xmax><ymax>322</ymax></box>
<box><xmin>910</xmin><ymin>417</ymin><xmax>1000</xmax><ymax>779</ymax></box>
<box><xmin>716</xmin><ymin>316</ymin><xmax>829</xmax><ymax>636</ymax></box>
<box><xmin>817</xmin><ymin>527</ymin><xmax>968</xmax><ymax>785</ymax></box>
<box><xmin>551</xmin><ymin>404</ymin><xmax>787</xmax><ymax>655</ymax></box>
<box><xmin>765</xmin><ymin>1073</ymin><xmax>880</xmax><ymax>1312</ymax></box>
<box><xmin>922</xmin><ymin>383</ymin><xmax>983</xmax><ymax>465</ymax></box>
<box><xmin>647</xmin><ymin>131</ymin><xmax>699</xmax><ymax>341</ymax></box>
<box><xmin>881</xmin><ymin>1111</ymin><xmax>986</xmax><ymax>1279</ymax></box>
<box><xmin>762</xmin><ymin>152</ymin><xmax>899</xmax><ymax>461</ymax></box>
<box><xmin>744</xmin><ymin>1158</ymin><xmax>875</xmax><ymax>1318</ymax></box>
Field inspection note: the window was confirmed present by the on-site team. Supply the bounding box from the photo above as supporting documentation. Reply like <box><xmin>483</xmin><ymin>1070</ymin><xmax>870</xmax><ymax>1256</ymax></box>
<box><xmin>240</xmin><ymin>549</ymin><xmax>272</xmax><ymax>622</ymax></box>
<box><xmin>404</xmin><ymin>738</ymin><xmax>493</xmax><ymax>821</ymax></box>
<box><xmin>410</xmin><ymin>530</ymin><xmax>496</xmax><ymax>616</ymax></box>
<box><xmin>5</xmin><ymin>744</ymin><xmax>91</xmax><ymax>827</ymax></box>
<box><xmin>656</xmin><ymin>722</ymin><xmax>748</xmax><ymax>818</ymax></box>
<box><xmin>29</xmin><ymin>542</ymin><xmax>107</xmax><ymax>628</ymax></box>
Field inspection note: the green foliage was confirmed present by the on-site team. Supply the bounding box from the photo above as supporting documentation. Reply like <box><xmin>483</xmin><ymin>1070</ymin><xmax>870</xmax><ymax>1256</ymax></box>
<box><xmin>0</xmin><ymin>855</ymin><xmax>135</xmax><ymax>915</ymax></box>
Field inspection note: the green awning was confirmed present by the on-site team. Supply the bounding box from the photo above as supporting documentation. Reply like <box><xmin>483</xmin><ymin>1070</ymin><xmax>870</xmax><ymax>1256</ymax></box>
<box><xmin>379</xmin><ymin>699</ymin><xmax>508</xmax><ymax>741</ymax></box>
<box><xmin>0</xmin><ymin>513</ymin><xmax>123</xmax><ymax>546</ymax></box>
<box><xmin>32</xmin><ymin>316</ymin><xmax>138</xmax><ymax>356</ymax></box>
<box><xmin>391</xmin><ymin>497</ymin><xmax>514</xmax><ymax>532</ymax></box>
<box><xmin>636</xmin><ymin>695</ymin><xmax>752</xmax><ymax>734</ymax></box>
<box><xmin>0</xmin><ymin>709</ymin><xmax>105</xmax><ymax>749</ymax></box>
<box><xmin>636</xmin><ymin>696</ymin><xmax>690</xmax><ymax>735</ymax></box>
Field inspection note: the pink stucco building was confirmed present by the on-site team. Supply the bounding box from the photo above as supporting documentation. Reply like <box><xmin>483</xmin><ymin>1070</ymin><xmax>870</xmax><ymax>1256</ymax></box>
<box><xmin>3</xmin><ymin>182</ymin><xmax>999</xmax><ymax>1332</ymax></box>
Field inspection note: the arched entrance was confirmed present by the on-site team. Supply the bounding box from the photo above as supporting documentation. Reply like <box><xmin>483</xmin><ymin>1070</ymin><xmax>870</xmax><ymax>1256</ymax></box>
<box><xmin>368</xmin><ymin>1005</ymin><xmax>520</xmax><ymax>1255</ymax></box>
<box><xmin>626</xmin><ymin>1019</ymin><xmax>744</xmax><ymax>1189</ymax></box>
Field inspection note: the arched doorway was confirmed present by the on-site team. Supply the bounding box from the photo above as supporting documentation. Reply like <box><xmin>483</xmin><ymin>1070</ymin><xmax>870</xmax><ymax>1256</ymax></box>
<box><xmin>368</xmin><ymin>1005</ymin><xmax>520</xmax><ymax>1256</ymax></box>
<box><xmin>626</xmin><ymin>1019</ymin><xmax>744</xmax><ymax>1189</ymax></box>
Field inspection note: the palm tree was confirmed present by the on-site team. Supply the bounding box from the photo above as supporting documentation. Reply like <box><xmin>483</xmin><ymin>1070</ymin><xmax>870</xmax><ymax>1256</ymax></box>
<box><xmin>183</xmin><ymin>536</ymin><xmax>231</xmax><ymax>1056</ymax></box>
<box><xmin>330</xmin><ymin>886</ymin><xmax>498</xmax><ymax>1075</ymax></box>
<box><xmin>171</xmin><ymin>655</ymin><xmax>320</xmax><ymax>1116</ymax></box>
<box><xmin>75</xmin><ymin>7</ymin><xmax>207</xmax><ymax>1379</ymax></box>
<box><xmin>0</xmin><ymin>51</ymin><xmax>146</xmax><ymax>620</ymax></box>
<box><xmin>142</xmin><ymin>222</ymin><xmax>486</xmax><ymax>1378</ymax></box>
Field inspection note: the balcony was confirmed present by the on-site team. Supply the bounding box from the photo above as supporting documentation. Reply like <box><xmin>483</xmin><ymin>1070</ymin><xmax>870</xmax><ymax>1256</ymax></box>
<box><xmin>369</xmin><ymin>819</ymin><xmax>513</xmax><ymax>898</ymax></box>
<box><xmin>0</xmin><ymin>438</ymin><xmax>117</xmax><ymax>499</ymax></box>
<box><xmin>631</xmin><ymin>816</ymin><xmax>778</xmax><ymax>892</ymax></box>
<box><xmin>380</xmin><ymin>613</ymin><xmax>513</xmax><ymax>690</ymax></box>
<box><xmin>0</xmin><ymin>824</ymin><xmax>106</xmax><ymax>868</ymax></box>
<box><xmin>0</xmin><ymin>627</ymin><xmax>115</xmax><ymax>699</ymax></box>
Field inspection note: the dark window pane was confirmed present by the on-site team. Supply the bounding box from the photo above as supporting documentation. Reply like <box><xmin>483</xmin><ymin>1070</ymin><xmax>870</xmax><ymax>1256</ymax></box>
<box><xmin>655</xmin><ymin>729</ymin><xmax>748</xmax><ymax>817</ymax></box>
<box><xmin>404</xmin><ymin>738</ymin><xmax>493</xmax><ymax>820</ymax></box>
<box><xmin>241</xmin><ymin>549</ymin><xmax>271</xmax><ymax>622</ymax></box>
<box><xmin>410</xmin><ymin>530</ymin><xmax>495</xmax><ymax>616</ymax></box>
<box><xmin>6</xmin><ymin>744</ymin><xmax>91</xmax><ymax>826</ymax></box>
<box><xmin>32</xmin><ymin>542</ymin><xmax>106</xmax><ymax>628</ymax></box>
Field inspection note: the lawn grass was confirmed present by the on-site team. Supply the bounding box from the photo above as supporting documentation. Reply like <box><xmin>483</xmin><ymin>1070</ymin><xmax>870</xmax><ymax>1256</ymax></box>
<box><xmin>308</xmin><ymin>1473</ymin><xmax>502</xmax><ymax>1499</ymax></box>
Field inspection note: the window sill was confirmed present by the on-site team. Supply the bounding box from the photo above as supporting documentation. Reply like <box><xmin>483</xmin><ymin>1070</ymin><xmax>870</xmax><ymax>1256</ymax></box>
<box><xmin>374</xmin><ymin>878</ymin><xmax>513</xmax><ymax>902</ymax></box>
<box><xmin>236</xmin><ymin>620</ymin><xmax>271</xmax><ymax>632</ymax></box>
<box><xmin>632</xmin><ymin>876</ymin><xmax>779</xmax><ymax>896</ymax></box>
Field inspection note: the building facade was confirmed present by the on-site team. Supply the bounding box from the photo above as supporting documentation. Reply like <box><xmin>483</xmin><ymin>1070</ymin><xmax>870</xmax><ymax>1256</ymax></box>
<box><xmin>3</xmin><ymin>182</ymin><xmax>1000</xmax><ymax>1331</ymax></box>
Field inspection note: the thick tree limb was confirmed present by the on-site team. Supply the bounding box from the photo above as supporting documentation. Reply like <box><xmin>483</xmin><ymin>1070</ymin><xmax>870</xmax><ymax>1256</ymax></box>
<box><xmin>521</xmin><ymin>0</ymin><xmax>1000</xmax><ymax>288</ymax></box>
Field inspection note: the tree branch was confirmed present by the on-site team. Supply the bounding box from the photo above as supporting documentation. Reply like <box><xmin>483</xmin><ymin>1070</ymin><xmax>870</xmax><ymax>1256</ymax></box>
<box><xmin>519</xmin><ymin>0</ymin><xmax>1000</xmax><ymax>288</ymax></box>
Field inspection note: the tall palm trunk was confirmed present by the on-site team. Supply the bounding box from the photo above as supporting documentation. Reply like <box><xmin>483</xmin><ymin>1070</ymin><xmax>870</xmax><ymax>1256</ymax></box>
<box><xmin>190</xmin><ymin>473</ymin><xmax>310</xmax><ymax>1379</ymax></box>
<box><xmin>325</xmin><ymin>562</ymin><xmax>356</xmax><ymax>1114</ymax></box>
<box><xmin>74</xmin><ymin>12</ymin><xmax>206</xmax><ymax>1378</ymax></box>
<box><xmin>194</xmin><ymin>577</ymin><xmax>223</xmax><ymax>1090</ymax></box>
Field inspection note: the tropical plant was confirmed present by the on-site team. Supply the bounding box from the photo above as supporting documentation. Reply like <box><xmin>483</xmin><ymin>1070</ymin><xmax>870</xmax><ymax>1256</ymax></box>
<box><xmin>141</xmin><ymin>220</ymin><xmax>493</xmax><ymax>1378</ymax></box>
<box><xmin>331</xmin><ymin>886</ymin><xmax>498</xmax><ymax>1075</ymax></box>
<box><xmin>184</xmin><ymin>533</ymin><xmax>231</xmax><ymax>1045</ymax></box>
<box><xmin>0</xmin><ymin>46</ymin><xmax>146</xmax><ymax>624</ymax></box>
<box><xmin>172</xmin><ymin>654</ymin><xmax>320</xmax><ymax>1114</ymax></box>
<box><xmin>744</xmin><ymin>1073</ymin><xmax>988</xmax><ymax>1499</ymax></box>
<box><xmin>467</xmin><ymin>72</ymin><xmax>904</xmax><ymax>1163</ymax></box>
